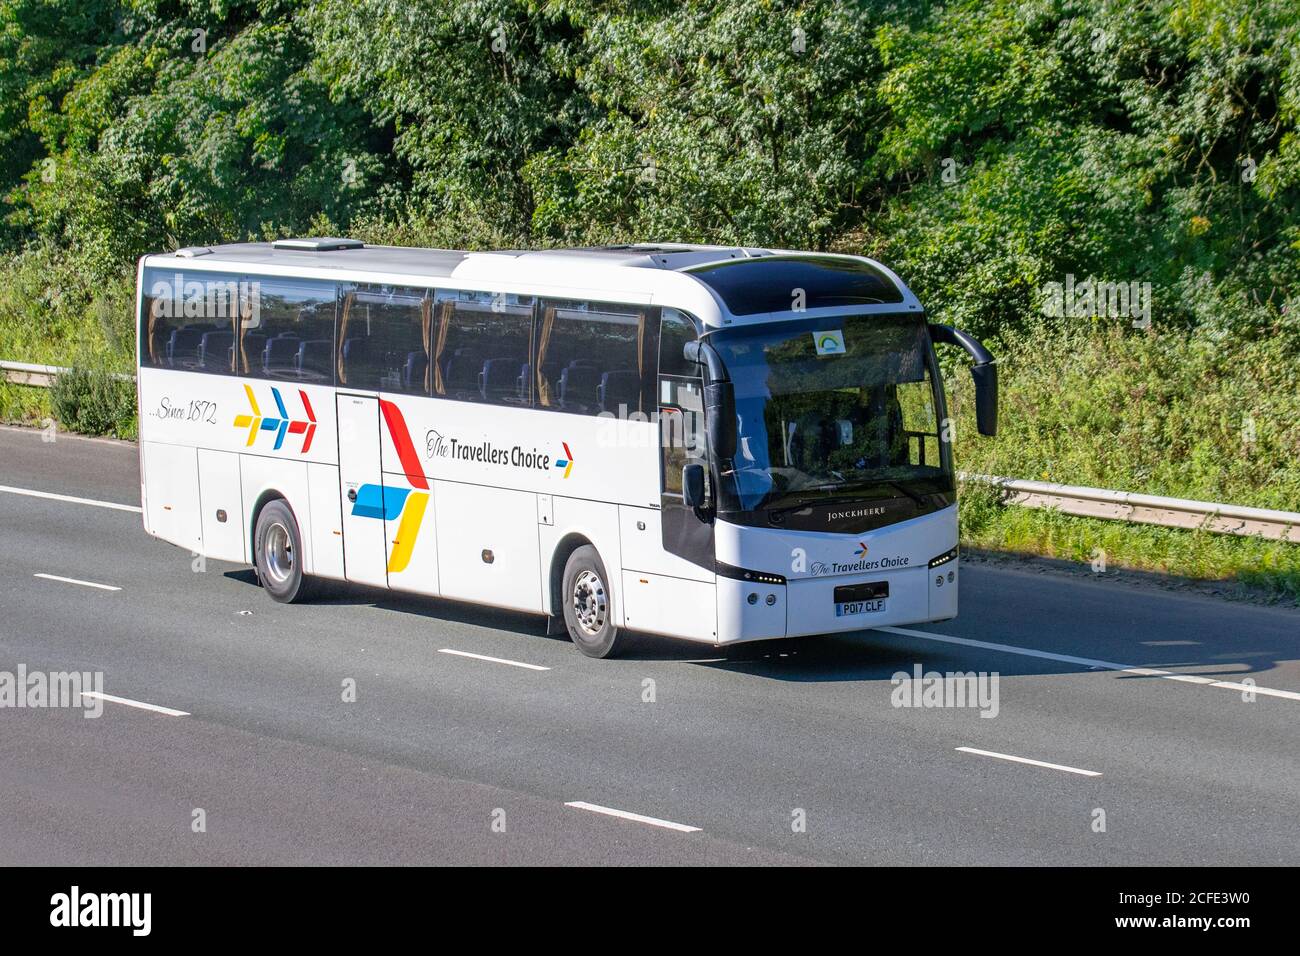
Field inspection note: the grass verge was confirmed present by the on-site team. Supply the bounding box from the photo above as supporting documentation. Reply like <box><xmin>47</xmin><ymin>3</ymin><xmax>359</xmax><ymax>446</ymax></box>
<box><xmin>958</xmin><ymin>480</ymin><xmax>1300</xmax><ymax>605</ymax></box>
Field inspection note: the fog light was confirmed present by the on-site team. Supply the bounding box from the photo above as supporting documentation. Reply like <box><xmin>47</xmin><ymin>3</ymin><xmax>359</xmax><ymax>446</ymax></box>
<box><xmin>747</xmin><ymin>593</ymin><xmax>758</xmax><ymax>605</ymax></box>
<box><xmin>766</xmin><ymin>594</ymin><xmax>777</xmax><ymax>606</ymax></box>
<box><xmin>935</xmin><ymin>576</ymin><xmax>943</xmax><ymax>587</ymax></box>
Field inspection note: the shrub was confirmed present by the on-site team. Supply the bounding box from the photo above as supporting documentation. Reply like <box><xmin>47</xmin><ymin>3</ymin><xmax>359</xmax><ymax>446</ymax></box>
<box><xmin>49</xmin><ymin>365</ymin><xmax>136</xmax><ymax>438</ymax></box>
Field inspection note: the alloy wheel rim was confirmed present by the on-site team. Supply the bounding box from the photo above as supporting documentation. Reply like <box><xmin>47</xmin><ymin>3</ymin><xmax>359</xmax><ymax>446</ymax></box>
<box><xmin>572</xmin><ymin>569</ymin><xmax>607</xmax><ymax>636</ymax></box>
<box><xmin>265</xmin><ymin>522</ymin><xmax>294</xmax><ymax>585</ymax></box>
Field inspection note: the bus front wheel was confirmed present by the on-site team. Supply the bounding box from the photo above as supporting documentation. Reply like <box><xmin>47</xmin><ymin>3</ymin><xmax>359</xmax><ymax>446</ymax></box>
<box><xmin>254</xmin><ymin>499</ymin><xmax>314</xmax><ymax>604</ymax></box>
<box><xmin>562</xmin><ymin>545</ymin><xmax>621</xmax><ymax>658</ymax></box>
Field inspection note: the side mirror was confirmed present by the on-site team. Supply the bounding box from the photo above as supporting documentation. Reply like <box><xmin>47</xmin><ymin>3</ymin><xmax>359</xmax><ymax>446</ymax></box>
<box><xmin>928</xmin><ymin>323</ymin><xmax>998</xmax><ymax>437</ymax></box>
<box><xmin>971</xmin><ymin>362</ymin><xmax>998</xmax><ymax>437</ymax></box>
<box><xmin>682</xmin><ymin>462</ymin><xmax>706</xmax><ymax>509</ymax></box>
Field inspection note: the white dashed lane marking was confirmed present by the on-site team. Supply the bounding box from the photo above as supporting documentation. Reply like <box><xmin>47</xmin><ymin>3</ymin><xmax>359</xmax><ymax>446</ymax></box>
<box><xmin>34</xmin><ymin>573</ymin><xmax>121</xmax><ymax>592</ymax></box>
<box><xmin>565</xmin><ymin>801</ymin><xmax>701</xmax><ymax>833</ymax></box>
<box><xmin>956</xmin><ymin>747</ymin><xmax>1102</xmax><ymax>778</ymax></box>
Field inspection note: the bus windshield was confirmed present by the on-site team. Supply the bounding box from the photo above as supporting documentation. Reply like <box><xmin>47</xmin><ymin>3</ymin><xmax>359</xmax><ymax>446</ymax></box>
<box><xmin>708</xmin><ymin>313</ymin><xmax>953</xmax><ymax>518</ymax></box>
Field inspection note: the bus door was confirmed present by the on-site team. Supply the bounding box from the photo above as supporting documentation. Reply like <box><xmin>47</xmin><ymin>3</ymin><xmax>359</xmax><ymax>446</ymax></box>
<box><xmin>336</xmin><ymin>393</ymin><xmax>390</xmax><ymax>587</ymax></box>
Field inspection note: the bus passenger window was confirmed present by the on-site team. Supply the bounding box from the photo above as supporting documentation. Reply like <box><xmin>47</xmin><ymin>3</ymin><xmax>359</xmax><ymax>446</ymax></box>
<box><xmin>336</xmin><ymin>285</ymin><xmax>431</xmax><ymax>394</ymax></box>
<box><xmin>239</xmin><ymin>277</ymin><xmax>336</xmax><ymax>383</ymax></box>
<box><xmin>430</xmin><ymin>290</ymin><xmax>534</xmax><ymax>406</ymax></box>
<box><xmin>535</xmin><ymin>299</ymin><xmax>659</xmax><ymax>417</ymax></box>
<box><xmin>139</xmin><ymin>268</ymin><xmax>245</xmax><ymax>374</ymax></box>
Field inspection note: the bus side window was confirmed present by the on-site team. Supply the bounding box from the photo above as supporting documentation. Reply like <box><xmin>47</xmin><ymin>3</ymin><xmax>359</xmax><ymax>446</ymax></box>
<box><xmin>658</xmin><ymin>308</ymin><xmax>707</xmax><ymax>494</ymax></box>
<box><xmin>658</xmin><ymin>307</ymin><xmax>699</xmax><ymax>378</ymax></box>
<box><xmin>534</xmin><ymin>299</ymin><xmax>659</xmax><ymax>417</ymax></box>
<box><xmin>336</xmin><ymin>285</ymin><xmax>430</xmax><ymax>394</ymax></box>
<box><xmin>139</xmin><ymin>267</ymin><xmax>244</xmax><ymax>374</ymax></box>
<box><xmin>430</xmin><ymin>290</ymin><xmax>534</xmax><ymax>406</ymax></box>
<box><xmin>240</xmin><ymin>276</ymin><xmax>337</xmax><ymax>383</ymax></box>
<box><xmin>660</xmin><ymin>377</ymin><xmax>706</xmax><ymax>495</ymax></box>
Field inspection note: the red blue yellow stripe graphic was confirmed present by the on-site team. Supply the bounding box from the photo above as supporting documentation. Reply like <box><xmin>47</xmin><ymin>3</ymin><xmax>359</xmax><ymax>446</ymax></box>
<box><xmin>233</xmin><ymin>384</ymin><xmax>317</xmax><ymax>453</ymax></box>
<box><xmin>351</xmin><ymin>400</ymin><xmax>428</xmax><ymax>575</ymax></box>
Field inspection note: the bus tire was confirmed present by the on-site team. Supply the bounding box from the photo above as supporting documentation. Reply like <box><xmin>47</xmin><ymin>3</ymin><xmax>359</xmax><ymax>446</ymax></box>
<box><xmin>254</xmin><ymin>499</ymin><xmax>313</xmax><ymax>604</ymax></box>
<box><xmin>562</xmin><ymin>545</ymin><xmax>620</xmax><ymax>658</ymax></box>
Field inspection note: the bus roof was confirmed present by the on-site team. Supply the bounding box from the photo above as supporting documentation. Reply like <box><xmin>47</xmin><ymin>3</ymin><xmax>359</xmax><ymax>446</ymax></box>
<box><xmin>142</xmin><ymin>240</ymin><xmax>922</xmax><ymax>327</ymax></box>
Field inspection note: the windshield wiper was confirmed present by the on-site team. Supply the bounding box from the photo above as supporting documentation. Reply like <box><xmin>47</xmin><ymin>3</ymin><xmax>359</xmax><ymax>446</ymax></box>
<box><xmin>766</xmin><ymin>491</ymin><xmax>879</xmax><ymax>518</ymax></box>
<box><xmin>769</xmin><ymin>481</ymin><xmax>928</xmax><ymax>512</ymax></box>
<box><xmin>881</xmin><ymin>480</ymin><xmax>928</xmax><ymax>507</ymax></box>
<box><xmin>766</xmin><ymin>498</ymin><xmax>821</xmax><ymax>517</ymax></box>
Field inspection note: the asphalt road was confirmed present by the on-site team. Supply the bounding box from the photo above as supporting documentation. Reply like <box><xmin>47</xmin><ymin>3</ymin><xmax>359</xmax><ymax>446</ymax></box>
<box><xmin>1</xmin><ymin>424</ymin><xmax>1298</xmax><ymax>865</ymax></box>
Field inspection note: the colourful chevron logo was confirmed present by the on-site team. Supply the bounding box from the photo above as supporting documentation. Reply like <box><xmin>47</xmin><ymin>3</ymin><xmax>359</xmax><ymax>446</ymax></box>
<box><xmin>350</xmin><ymin>400</ymin><xmax>429</xmax><ymax>574</ymax></box>
<box><xmin>555</xmin><ymin>441</ymin><xmax>574</xmax><ymax>478</ymax></box>
<box><xmin>233</xmin><ymin>384</ymin><xmax>317</xmax><ymax>453</ymax></box>
<box><xmin>854</xmin><ymin>541</ymin><xmax>869</xmax><ymax>557</ymax></box>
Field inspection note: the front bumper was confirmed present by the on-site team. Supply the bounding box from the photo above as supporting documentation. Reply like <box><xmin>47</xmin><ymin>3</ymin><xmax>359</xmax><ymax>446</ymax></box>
<box><xmin>715</xmin><ymin>559</ymin><xmax>959</xmax><ymax>644</ymax></box>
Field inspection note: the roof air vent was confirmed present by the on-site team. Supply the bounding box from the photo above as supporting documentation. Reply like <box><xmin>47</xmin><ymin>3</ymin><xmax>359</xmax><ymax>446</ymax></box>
<box><xmin>175</xmin><ymin>246</ymin><xmax>213</xmax><ymax>257</ymax></box>
<box><xmin>272</xmin><ymin>237</ymin><xmax>365</xmax><ymax>251</ymax></box>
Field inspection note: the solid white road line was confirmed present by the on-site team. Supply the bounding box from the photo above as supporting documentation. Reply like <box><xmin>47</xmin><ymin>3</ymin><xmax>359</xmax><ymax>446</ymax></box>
<box><xmin>0</xmin><ymin>483</ymin><xmax>141</xmax><ymax>514</ymax></box>
<box><xmin>437</xmin><ymin>648</ymin><xmax>550</xmax><ymax>671</ymax></box>
<box><xmin>881</xmin><ymin>625</ymin><xmax>1300</xmax><ymax>703</ymax></box>
<box><xmin>80</xmin><ymin>691</ymin><xmax>190</xmax><ymax>717</ymax></box>
<box><xmin>34</xmin><ymin>573</ymin><xmax>121</xmax><ymax>592</ymax></box>
<box><xmin>956</xmin><ymin>746</ymin><xmax>1102</xmax><ymax>777</ymax></box>
<box><xmin>564</xmin><ymin>801</ymin><xmax>702</xmax><ymax>833</ymax></box>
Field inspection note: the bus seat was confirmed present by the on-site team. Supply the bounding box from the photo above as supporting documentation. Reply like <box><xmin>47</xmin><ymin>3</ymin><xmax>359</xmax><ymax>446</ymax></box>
<box><xmin>297</xmin><ymin>339</ymin><xmax>333</xmax><ymax>377</ymax></box>
<box><xmin>444</xmin><ymin>350</ymin><xmax>483</xmax><ymax>394</ymax></box>
<box><xmin>540</xmin><ymin>358</ymin><xmax>595</xmax><ymax>388</ymax></box>
<box><xmin>342</xmin><ymin>337</ymin><xmax>369</xmax><ymax>359</ymax></box>
<box><xmin>167</xmin><ymin>328</ymin><xmax>204</xmax><ymax>367</ymax></box>
<box><xmin>480</xmin><ymin>358</ymin><xmax>522</xmax><ymax>402</ymax></box>
<box><xmin>262</xmin><ymin>336</ymin><xmax>301</xmax><ymax>372</ymax></box>
<box><xmin>198</xmin><ymin>331</ymin><xmax>234</xmax><ymax>372</ymax></box>
<box><xmin>599</xmin><ymin>369</ymin><xmax>640</xmax><ymax>413</ymax></box>
<box><xmin>402</xmin><ymin>352</ymin><xmax>428</xmax><ymax>391</ymax></box>
<box><xmin>559</xmin><ymin>364</ymin><xmax>599</xmax><ymax>408</ymax></box>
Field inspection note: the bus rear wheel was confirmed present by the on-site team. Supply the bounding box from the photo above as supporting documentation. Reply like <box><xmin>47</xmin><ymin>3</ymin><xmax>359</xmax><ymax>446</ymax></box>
<box><xmin>254</xmin><ymin>499</ymin><xmax>314</xmax><ymax>604</ymax></box>
<box><xmin>562</xmin><ymin>545</ymin><xmax>621</xmax><ymax>658</ymax></box>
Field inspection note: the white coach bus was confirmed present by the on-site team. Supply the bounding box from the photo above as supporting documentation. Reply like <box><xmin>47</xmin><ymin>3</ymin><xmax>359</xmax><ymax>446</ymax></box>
<box><xmin>135</xmin><ymin>239</ymin><xmax>997</xmax><ymax>657</ymax></box>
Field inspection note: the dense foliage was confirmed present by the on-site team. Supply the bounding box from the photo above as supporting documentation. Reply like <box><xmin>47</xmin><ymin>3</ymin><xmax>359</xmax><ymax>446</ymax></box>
<box><xmin>1</xmin><ymin>0</ymin><xmax>1295</xmax><ymax>335</ymax></box>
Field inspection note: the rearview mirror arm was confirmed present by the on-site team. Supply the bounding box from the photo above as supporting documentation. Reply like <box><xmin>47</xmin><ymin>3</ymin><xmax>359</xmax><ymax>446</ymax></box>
<box><xmin>928</xmin><ymin>323</ymin><xmax>998</xmax><ymax>438</ymax></box>
<box><xmin>683</xmin><ymin>339</ymin><xmax>729</xmax><ymax>384</ymax></box>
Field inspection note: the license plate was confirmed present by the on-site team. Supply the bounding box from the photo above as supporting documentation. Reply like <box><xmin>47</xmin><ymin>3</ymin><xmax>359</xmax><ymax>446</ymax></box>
<box><xmin>835</xmin><ymin>599</ymin><xmax>887</xmax><ymax>617</ymax></box>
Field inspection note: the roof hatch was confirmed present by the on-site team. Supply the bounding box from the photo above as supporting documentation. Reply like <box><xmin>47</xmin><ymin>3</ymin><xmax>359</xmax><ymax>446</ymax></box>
<box><xmin>271</xmin><ymin>237</ymin><xmax>365</xmax><ymax>252</ymax></box>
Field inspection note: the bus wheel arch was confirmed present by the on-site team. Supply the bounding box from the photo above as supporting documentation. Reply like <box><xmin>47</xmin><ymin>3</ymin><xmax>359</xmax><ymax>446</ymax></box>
<box><xmin>549</xmin><ymin>533</ymin><xmax>593</xmax><ymax>618</ymax></box>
